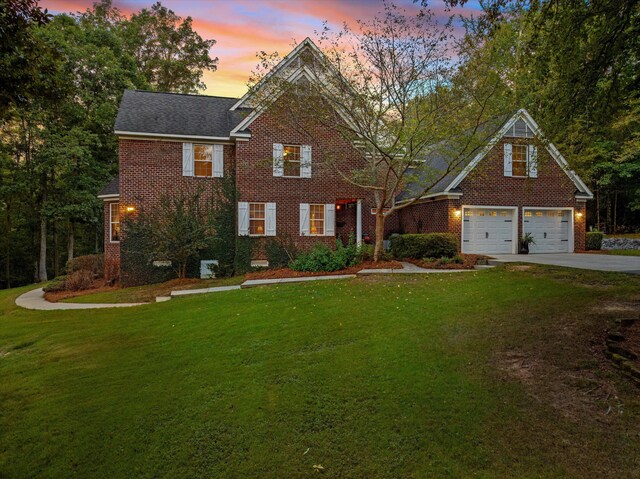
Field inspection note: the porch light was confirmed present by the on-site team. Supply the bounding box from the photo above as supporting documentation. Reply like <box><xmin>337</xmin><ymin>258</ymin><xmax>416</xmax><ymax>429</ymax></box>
<box><xmin>126</xmin><ymin>206</ymin><xmax>136</xmax><ymax>213</ymax></box>
<box><xmin>454</xmin><ymin>209</ymin><xmax>462</xmax><ymax>218</ymax></box>
<box><xmin>336</xmin><ymin>204</ymin><xmax>342</xmax><ymax>211</ymax></box>
<box><xmin>576</xmin><ymin>212</ymin><xmax>583</xmax><ymax>219</ymax></box>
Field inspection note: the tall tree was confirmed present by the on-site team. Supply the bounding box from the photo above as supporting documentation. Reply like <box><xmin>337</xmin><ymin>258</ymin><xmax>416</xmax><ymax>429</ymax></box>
<box><xmin>122</xmin><ymin>2</ymin><xmax>218</xmax><ymax>93</ymax></box>
<box><xmin>250</xmin><ymin>2</ymin><xmax>502</xmax><ymax>260</ymax></box>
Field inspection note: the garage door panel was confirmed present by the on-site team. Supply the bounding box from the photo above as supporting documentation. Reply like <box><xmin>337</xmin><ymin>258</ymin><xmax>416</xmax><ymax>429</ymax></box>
<box><xmin>524</xmin><ymin>209</ymin><xmax>571</xmax><ymax>253</ymax></box>
<box><xmin>463</xmin><ymin>208</ymin><xmax>515</xmax><ymax>255</ymax></box>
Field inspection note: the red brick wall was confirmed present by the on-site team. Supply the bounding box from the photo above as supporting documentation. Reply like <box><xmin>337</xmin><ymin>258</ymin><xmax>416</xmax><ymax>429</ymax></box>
<box><xmin>400</xmin><ymin>136</ymin><xmax>587</xmax><ymax>251</ymax></box>
<box><xmin>235</xmin><ymin>102</ymin><xmax>381</xmax><ymax>258</ymax></box>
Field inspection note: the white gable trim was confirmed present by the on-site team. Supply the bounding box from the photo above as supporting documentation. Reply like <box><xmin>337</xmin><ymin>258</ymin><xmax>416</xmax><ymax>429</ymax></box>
<box><xmin>443</xmin><ymin>109</ymin><xmax>593</xmax><ymax>199</ymax></box>
<box><xmin>230</xmin><ymin>38</ymin><xmax>324</xmax><ymax>111</ymax></box>
<box><xmin>98</xmin><ymin>193</ymin><xmax>120</xmax><ymax>200</ymax></box>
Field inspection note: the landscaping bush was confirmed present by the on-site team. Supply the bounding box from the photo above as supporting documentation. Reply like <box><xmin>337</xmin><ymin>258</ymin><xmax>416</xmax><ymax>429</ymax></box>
<box><xmin>64</xmin><ymin>270</ymin><xmax>94</xmax><ymax>291</ymax></box>
<box><xmin>66</xmin><ymin>254</ymin><xmax>104</xmax><ymax>278</ymax></box>
<box><xmin>390</xmin><ymin>233</ymin><xmax>458</xmax><ymax>259</ymax></box>
<box><xmin>586</xmin><ymin>231</ymin><xmax>604</xmax><ymax>250</ymax></box>
<box><xmin>265</xmin><ymin>236</ymin><xmax>297</xmax><ymax>269</ymax></box>
<box><xmin>290</xmin><ymin>239</ymin><xmax>359</xmax><ymax>272</ymax></box>
<box><xmin>44</xmin><ymin>276</ymin><xmax>67</xmax><ymax>293</ymax></box>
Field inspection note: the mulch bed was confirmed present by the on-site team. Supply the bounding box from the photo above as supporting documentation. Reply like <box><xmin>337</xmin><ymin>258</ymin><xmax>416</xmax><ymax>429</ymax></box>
<box><xmin>244</xmin><ymin>260</ymin><xmax>404</xmax><ymax>280</ymax></box>
<box><xmin>405</xmin><ymin>254</ymin><xmax>484</xmax><ymax>270</ymax></box>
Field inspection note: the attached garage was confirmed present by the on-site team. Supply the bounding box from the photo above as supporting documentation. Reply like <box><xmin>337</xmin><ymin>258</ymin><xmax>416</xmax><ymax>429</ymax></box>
<box><xmin>462</xmin><ymin>207</ymin><xmax>517</xmax><ymax>254</ymax></box>
<box><xmin>523</xmin><ymin>208</ymin><xmax>573</xmax><ymax>253</ymax></box>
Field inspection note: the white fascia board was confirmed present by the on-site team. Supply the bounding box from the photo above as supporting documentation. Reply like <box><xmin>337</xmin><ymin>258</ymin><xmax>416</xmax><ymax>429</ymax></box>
<box><xmin>98</xmin><ymin>194</ymin><xmax>120</xmax><ymax>200</ymax></box>
<box><xmin>230</xmin><ymin>37</ymin><xmax>323</xmax><ymax>111</ymax></box>
<box><xmin>395</xmin><ymin>191</ymin><xmax>463</xmax><ymax>205</ymax></box>
<box><xmin>114</xmin><ymin>130</ymin><xmax>233</xmax><ymax>142</ymax></box>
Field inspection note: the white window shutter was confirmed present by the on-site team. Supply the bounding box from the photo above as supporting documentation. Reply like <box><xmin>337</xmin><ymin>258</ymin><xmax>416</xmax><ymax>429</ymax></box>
<box><xmin>528</xmin><ymin>145</ymin><xmax>538</xmax><ymax>178</ymax></box>
<box><xmin>325</xmin><ymin>204</ymin><xmax>335</xmax><ymax>236</ymax></box>
<box><xmin>213</xmin><ymin>144</ymin><xmax>224</xmax><ymax>177</ymax></box>
<box><xmin>266</xmin><ymin>202</ymin><xmax>276</xmax><ymax>236</ymax></box>
<box><xmin>273</xmin><ymin>143</ymin><xmax>284</xmax><ymax>177</ymax></box>
<box><xmin>301</xmin><ymin>145</ymin><xmax>312</xmax><ymax>178</ymax></box>
<box><xmin>300</xmin><ymin>203</ymin><xmax>310</xmax><ymax>236</ymax></box>
<box><xmin>238</xmin><ymin>202</ymin><xmax>249</xmax><ymax>236</ymax></box>
<box><xmin>182</xmin><ymin>143</ymin><xmax>194</xmax><ymax>177</ymax></box>
<box><xmin>503</xmin><ymin>143</ymin><xmax>512</xmax><ymax>177</ymax></box>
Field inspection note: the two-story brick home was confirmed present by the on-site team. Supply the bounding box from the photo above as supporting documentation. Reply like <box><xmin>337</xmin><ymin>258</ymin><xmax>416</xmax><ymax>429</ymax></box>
<box><xmin>99</xmin><ymin>39</ymin><xmax>592</xmax><ymax>281</ymax></box>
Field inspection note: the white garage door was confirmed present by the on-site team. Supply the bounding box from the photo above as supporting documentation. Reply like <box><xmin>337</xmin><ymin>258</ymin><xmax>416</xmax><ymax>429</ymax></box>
<box><xmin>462</xmin><ymin>208</ymin><xmax>515</xmax><ymax>254</ymax></box>
<box><xmin>523</xmin><ymin>209</ymin><xmax>571</xmax><ymax>253</ymax></box>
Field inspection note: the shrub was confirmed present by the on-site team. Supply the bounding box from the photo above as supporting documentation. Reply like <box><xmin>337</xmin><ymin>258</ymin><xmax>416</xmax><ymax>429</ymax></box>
<box><xmin>586</xmin><ymin>231</ymin><xmax>604</xmax><ymax>250</ymax></box>
<box><xmin>66</xmin><ymin>254</ymin><xmax>104</xmax><ymax>278</ymax></box>
<box><xmin>64</xmin><ymin>270</ymin><xmax>94</xmax><ymax>291</ymax></box>
<box><xmin>390</xmin><ymin>233</ymin><xmax>458</xmax><ymax>259</ymax></box>
<box><xmin>265</xmin><ymin>236</ymin><xmax>298</xmax><ymax>269</ymax></box>
<box><xmin>44</xmin><ymin>276</ymin><xmax>67</xmax><ymax>293</ymax></box>
<box><xmin>290</xmin><ymin>239</ymin><xmax>359</xmax><ymax>272</ymax></box>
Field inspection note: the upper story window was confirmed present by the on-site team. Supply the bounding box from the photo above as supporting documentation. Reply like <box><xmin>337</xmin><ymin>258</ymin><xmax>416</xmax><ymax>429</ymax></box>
<box><xmin>182</xmin><ymin>143</ymin><xmax>223</xmax><ymax>177</ymax></box>
<box><xmin>283</xmin><ymin>145</ymin><xmax>301</xmax><ymax>177</ymax></box>
<box><xmin>273</xmin><ymin>143</ymin><xmax>311</xmax><ymax>178</ymax></box>
<box><xmin>504</xmin><ymin>143</ymin><xmax>538</xmax><ymax>178</ymax></box>
<box><xmin>194</xmin><ymin>144</ymin><xmax>213</xmax><ymax>177</ymax></box>
<box><xmin>505</xmin><ymin>119</ymin><xmax>534</xmax><ymax>138</ymax></box>
<box><xmin>110</xmin><ymin>203</ymin><xmax>120</xmax><ymax>243</ymax></box>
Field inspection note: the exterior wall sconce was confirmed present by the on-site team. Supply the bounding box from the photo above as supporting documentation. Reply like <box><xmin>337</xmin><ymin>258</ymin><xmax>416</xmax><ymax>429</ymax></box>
<box><xmin>575</xmin><ymin>212</ymin><xmax>583</xmax><ymax>219</ymax></box>
<box><xmin>126</xmin><ymin>206</ymin><xmax>136</xmax><ymax>213</ymax></box>
<box><xmin>454</xmin><ymin>209</ymin><xmax>462</xmax><ymax>218</ymax></box>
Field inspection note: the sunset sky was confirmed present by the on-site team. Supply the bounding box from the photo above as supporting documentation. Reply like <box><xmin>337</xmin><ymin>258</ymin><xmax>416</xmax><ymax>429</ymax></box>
<box><xmin>40</xmin><ymin>0</ymin><xmax>481</xmax><ymax>98</ymax></box>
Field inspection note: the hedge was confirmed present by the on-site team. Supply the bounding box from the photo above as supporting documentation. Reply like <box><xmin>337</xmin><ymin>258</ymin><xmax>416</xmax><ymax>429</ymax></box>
<box><xmin>390</xmin><ymin>233</ymin><xmax>459</xmax><ymax>259</ymax></box>
<box><xmin>586</xmin><ymin>231</ymin><xmax>604</xmax><ymax>251</ymax></box>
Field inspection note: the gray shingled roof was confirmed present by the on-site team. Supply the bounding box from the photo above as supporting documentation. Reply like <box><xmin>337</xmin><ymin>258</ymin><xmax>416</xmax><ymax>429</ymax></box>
<box><xmin>396</xmin><ymin>114</ymin><xmax>512</xmax><ymax>202</ymax></box>
<box><xmin>114</xmin><ymin>90</ymin><xmax>249</xmax><ymax>138</ymax></box>
<box><xmin>98</xmin><ymin>175</ymin><xmax>119</xmax><ymax>197</ymax></box>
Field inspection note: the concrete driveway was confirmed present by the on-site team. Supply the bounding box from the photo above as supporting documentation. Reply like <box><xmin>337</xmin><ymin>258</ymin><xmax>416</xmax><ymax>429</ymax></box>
<box><xmin>489</xmin><ymin>253</ymin><xmax>640</xmax><ymax>274</ymax></box>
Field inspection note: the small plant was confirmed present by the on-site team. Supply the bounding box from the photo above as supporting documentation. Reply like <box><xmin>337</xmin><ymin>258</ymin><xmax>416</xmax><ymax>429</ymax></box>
<box><xmin>64</xmin><ymin>270</ymin><xmax>94</xmax><ymax>291</ymax></box>
<box><xmin>452</xmin><ymin>254</ymin><xmax>464</xmax><ymax>264</ymax></box>
<box><xmin>586</xmin><ymin>231</ymin><xmax>604</xmax><ymax>250</ymax></box>
<box><xmin>290</xmin><ymin>237</ymin><xmax>360</xmax><ymax>272</ymax></box>
<box><xmin>519</xmin><ymin>233</ymin><xmax>536</xmax><ymax>254</ymax></box>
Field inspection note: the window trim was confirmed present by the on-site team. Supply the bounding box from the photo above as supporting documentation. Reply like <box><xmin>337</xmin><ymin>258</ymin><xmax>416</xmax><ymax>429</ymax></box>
<box><xmin>309</xmin><ymin>203</ymin><xmax>325</xmax><ymax>236</ymax></box>
<box><xmin>282</xmin><ymin>144</ymin><xmax>302</xmax><ymax>178</ymax></box>
<box><xmin>193</xmin><ymin>143</ymin><xmax>214</xmax><ymax>178</ymax></box>
<box><xmin>248</xmin><ymin>202</ymin><xmax>266</xmax><ymax>237</ymax></box>
<box><xmin>109</xmin><ymin>202</ymin><xmax>120</xmax><ymax>243</ymax></box>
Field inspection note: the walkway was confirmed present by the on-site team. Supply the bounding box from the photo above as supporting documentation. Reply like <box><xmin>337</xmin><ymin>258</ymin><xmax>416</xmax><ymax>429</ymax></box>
<box><xmin>489</xmin><ymin>253</ymin><xmax>640</xmax><ymax>274</ymax></box>
<box><xmin>15</xmin><ymin>263</ymin><xmax>475</xmax><ymax>311</ymax></box>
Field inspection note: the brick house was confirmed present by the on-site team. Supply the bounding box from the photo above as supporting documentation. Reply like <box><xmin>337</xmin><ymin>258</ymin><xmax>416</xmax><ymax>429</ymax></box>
<box><xmin>98</xmin><ymin>39</ymin><xmax>592</xmax><ymax>280</ymax></box>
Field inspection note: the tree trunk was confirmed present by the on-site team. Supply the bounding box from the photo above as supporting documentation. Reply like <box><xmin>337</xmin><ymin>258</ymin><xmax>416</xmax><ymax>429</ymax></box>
<box><xmin>38</xmin><ymin>217</ymin><xmax>48</xmax><ymax>282</ymax></box>
<box><xmin>4</xmin><ymin>203</ymin><xmax>10</xmax><ymax>289</ymax></box>
<box><xmin>67</xmin><ymin>221</ymin><xmax>74</xmax><ymax>262</ymax></box>
<box><xmin>53</xmin><ymin>223</ymin><xmax>59</xmax><ymax>278</ymax></box>
<box><xmin>373</xmin><ymin>212</ymin><xmax>385</xmax><ymax>262</ymax></box>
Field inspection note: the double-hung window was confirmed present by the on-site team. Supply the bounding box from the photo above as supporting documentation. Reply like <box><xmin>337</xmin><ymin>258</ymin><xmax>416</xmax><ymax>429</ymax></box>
<box><xmin>249</xmin><ymin>203</ymin><xmax>266</xmax><ymax>236</ymax></box>
<box><xmin>309</xmin><ymin>204</ymin><xmax>325</xmax><ymax>236</ymax></box>
<box><xmin>283</xmin><ymin>145</ymin><xmax>301</xmax><ymax>177</ymax></box>
<box><xmin>194</xmin><ymin>144</ymin><xmax>213</xmax><ymax>177</ymax></box>
<box><xmin>512</xmin><ymin>144</ymin><xmax>528</xmax><ymax>177</ymax></box>
<box><xmin>110</xmin><ymin>203</ymin><xmax>120</xmax><ymax>243</ymax></box>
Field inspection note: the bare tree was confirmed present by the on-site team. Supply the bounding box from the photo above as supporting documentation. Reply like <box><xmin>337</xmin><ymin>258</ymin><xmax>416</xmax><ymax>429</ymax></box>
<box><xmin>249</xmin><ymin>1</ymin><xmax>503</xmax><ymax>260</ymax></box>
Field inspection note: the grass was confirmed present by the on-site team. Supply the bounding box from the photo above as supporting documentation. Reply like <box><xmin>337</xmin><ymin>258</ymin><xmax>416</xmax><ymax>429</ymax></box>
<box><xmin>1</xmin><ymin>266</ymin><xmax>640</xmax><ymax>478</ymax></box>
<box><xmin>604</xmin><ymin>249</ymin><xmax>640</xmax><ymax>256</ymax></box>
<box><xmin>58</xmin><ymin>276</ymin><xmax>245</xmax><ymax>303</ymax></box>
<box><xmin>607</xmin><ymin>233</ymin><xmax>640</xmax><ymax>239</ymax></box>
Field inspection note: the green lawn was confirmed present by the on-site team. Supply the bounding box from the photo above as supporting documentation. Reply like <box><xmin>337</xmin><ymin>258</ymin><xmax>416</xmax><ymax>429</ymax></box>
<box><xmin>1</xmin><ymin>266</ymin><xmax>640</xmax><ymax>478</ymax></box>
<box><xmin>605</xmin><ymin>249</ymin><xmax>640</xmax><ymax>256</ymax></box>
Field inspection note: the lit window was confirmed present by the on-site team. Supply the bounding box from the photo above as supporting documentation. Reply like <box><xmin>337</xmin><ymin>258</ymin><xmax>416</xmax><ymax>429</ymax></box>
<box><xmin>547</xmin><ymin>211</ymin><xmax>556</xmax><ymax>217</ymax></box>
<box><xmin>249</xmin><ymin>203</ymin><xmax>265</xmax><ymax>236</ymax></box>
<box><xmin>512</xmin><ymin>144</ymin><xmax>527</xmax><ymax>176</ymax></box>
<box><xmin>524</xmin><ymin>211</ymin><xmax>532</xmax><ymax>217</ymax></box>
<box><xmin>478</xmin><ymin>210</ymin><xmax>485</xmax><ymax>217</ymax></box>
<box><xmin>500</xmin><ymin>211</ymin><xmax>508</xmax><ymax>216</ymax></box>
<box><xmin>194</xmin><ymin>144</ymin><xmax>213</xmax><ymax>177</ymax></box>
<box><xmin>283</xmin><ymin>145</ymin><xmax>301</xmax><ymax>177</ymax></box>
<box><xmin>535</xmin><ymin>211</ymin><xmax>543</xmax><ymax>217</ymax></box>
<box><xmin>557</xmin><ymin>211</ymin><xmax>564</xmax><ymax>217</ymax></box>
<box><xmin>309</xmin><ymin>204</ymin><xmax>325</xmax><ymax>235</ymax></box>
<box><xmin>464</xmin><ymin>210</ymin><xmax>473</xmax><ymax>217</ymax></box>
<box><xmin>110</xmin><ymin>203</ymin><xmax>120</xmax><ymax>242</ymax></box>
<box><xmin>490</xmin><ymin>211</ymin><xmax>497</xmax><ymax>217</ymax></box>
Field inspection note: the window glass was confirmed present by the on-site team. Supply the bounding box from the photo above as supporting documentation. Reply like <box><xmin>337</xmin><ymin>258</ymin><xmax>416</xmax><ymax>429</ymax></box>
<box><xmin>478</xmin><ymin>210</ymin><xmax>485</xmax><ymax>217</ymax></box>
<box><xmin>310</xmin><ymin>204</ymin><xmax>325</xmax><ymax>235</ymax></box>
<box><xmin>249</xmin><ymin>203</ymin><xmax>265</xmax><ymax>235</ymax></box>
<box><xmin>283</xmin><ymin>145</ymin><xmax>301</xmax><ymax>177</ymax></box>
<box><xmin>110</xmin><ymin>203</ymin><xmax>120</xmax><ymax>242</ymax></box>
<box><xmin>500</xmin><ymin>211</ymin><xmax>508</xmax><ymax>216</ymax></box>
<box><xmin>524</xmin><ymin>211</ymin><xmax>532</xmax><ymax>217</ymax></box>
<box><xmin>490</xmin><ymin>211</ymin><xmax>497</xmax><ymax>217</ymax></box>
<box><xmin>512</xmin><ymin>144</ymin><xmax>528</xmax><ymax>176</ymax></box>
<box><xmin>464</xmin><ymin>210</ymin><xmax>473</xmax><ymax>216</ymax></box>
<box><xmin>535</xmin><ymin>211</ymin><xmax>543</xmax><ymax>217</ymax></box>
<box><xmin>194</xmin><ymin>144</ymin><xmax>213</xmax><ymax>177</ymax></box>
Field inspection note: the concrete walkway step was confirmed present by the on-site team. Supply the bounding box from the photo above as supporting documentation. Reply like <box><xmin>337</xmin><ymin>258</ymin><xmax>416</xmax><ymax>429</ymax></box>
<box><xmin>474</xmin><ymin>264</ymin><xmax>496</xmax><ymax>270</ymax></box>
<box><xmin>241</xmin><ymin>274</ymin><xmax>356</xmax><ymax>288</ymax></box>
<box><xmin>171</xmin><ymin>285</ymin><xmax>241</xmax><ymax>296</ymax></box>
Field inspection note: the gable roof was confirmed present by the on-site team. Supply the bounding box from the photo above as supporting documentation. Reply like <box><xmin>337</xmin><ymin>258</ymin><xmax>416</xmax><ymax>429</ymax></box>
<box><xmin>114</xmin><ymin>90</ymin><xmax>247</xmax><ymax>139</ymax></box>
<box><xmin>398</xmin><ymin>109</ymin><xmax>593</xmax><ymax>202</ymax></box>
<box><xmin>97</xmin><ymin>175</ymin><xmax>119</xmax><ymax>198</ymax></box>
